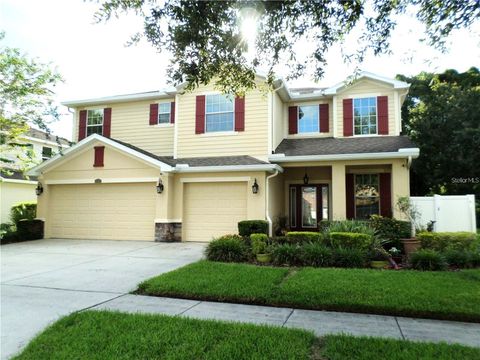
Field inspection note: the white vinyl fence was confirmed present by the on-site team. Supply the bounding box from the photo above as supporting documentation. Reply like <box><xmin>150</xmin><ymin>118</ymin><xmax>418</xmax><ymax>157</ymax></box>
<box><xmin>410</xmin><ymin>194</ymin><xmax>477</xmax><ymax>232</ymax></box>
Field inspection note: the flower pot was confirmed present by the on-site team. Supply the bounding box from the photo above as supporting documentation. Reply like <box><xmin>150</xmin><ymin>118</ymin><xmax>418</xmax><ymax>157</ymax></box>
<box><xmin>256</xmin><ymin>253</ymin><xmax>271</xmax><ymax>263</ymax></box>
<box><xmin>401</xmin><ymin>238</ymin><xmax>421</xmax><ymax>256</ymax></box>
<box><xmin>370</xmin><ymin>260</ymin><xmax>389</xmax><ymax>269</ymax></box>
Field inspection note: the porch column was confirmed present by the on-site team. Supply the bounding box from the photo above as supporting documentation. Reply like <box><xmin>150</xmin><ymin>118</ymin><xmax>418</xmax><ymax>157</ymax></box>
<box><xmin>391</xmin><ymin>159</ymin><xmax>410</xmax><ymax>219</ymax></box>
<box><xmin>331</xmin><ymin>163</ymin><xmax>346</xmax><ymax>220</ymax></box>
<box><xmin>155</xmin><ymin>173</ymin><xmax>181</xmax><ymax>242</ymax></box>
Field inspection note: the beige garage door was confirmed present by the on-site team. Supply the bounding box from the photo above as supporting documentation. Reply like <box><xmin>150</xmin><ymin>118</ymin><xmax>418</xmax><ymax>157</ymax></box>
<box><xmin>183</xmin><ymin>182</ymin><xmax>247</xmax><ymax>242</ymax></box>
<box><xmin>48</xmin><ymin>183</ymin><xmax>156</xmax><ymax>241</ymax></box>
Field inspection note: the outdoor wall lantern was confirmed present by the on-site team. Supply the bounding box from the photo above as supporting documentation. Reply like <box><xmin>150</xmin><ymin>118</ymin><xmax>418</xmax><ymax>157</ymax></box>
<box><xmin>156</xmin><ymin>179</ymin><xmax>164</xmax><ymax>194</ymax></box>
<box><xmin>303</xmin><ymin>169</ymin><xmax>309</xmax><ymax>185</ymax></box>
<box><xmin>35</xmin><ymin>182</ymin><xmax>44</xmax><ymax>196</ymax></box>
<box><xmin>252</xmin><ymin>178</ymin><xmax>259</xmax><ymax>194</ymax></box>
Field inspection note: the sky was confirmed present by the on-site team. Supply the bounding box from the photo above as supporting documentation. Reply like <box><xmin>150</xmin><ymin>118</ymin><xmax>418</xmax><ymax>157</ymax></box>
<box><xmin>1</xmin><ymin>0</ymin><xmax>479</xmax><ymax>140</ymax></box>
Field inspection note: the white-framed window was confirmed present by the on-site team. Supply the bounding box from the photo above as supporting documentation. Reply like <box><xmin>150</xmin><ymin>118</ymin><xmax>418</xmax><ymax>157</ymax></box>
<box><xmin>205</xmin><ymin>94</ymin><xmax>234</xmax><ymax>132</ymax></box>
<box><xmin>158</xmin><ymin>103</ymin><xmax>171</xmax><ymax>124</ymax></box>
<box><xmin>355</xmin><ymin>174</ymin><xmax>380</xmax><ymax>219</ymax></box>
<box><xmin>42</xmin><ymin>146</ymin><xmax>52</xmax><ymax>161</ymax></box>
<box><xmin>87</xmin><ymin>109</ymin><xmax>103</xmax><ymax>136</ymax></box>
<box><xmin>298</xmin><ymin>105</ymin><xmax>319</xmax><ymax>133</ymax></box>
<box><xmin>353</xmin><ymin>97</ymin><xmax>377</xmax><ymax>135</ymax></box>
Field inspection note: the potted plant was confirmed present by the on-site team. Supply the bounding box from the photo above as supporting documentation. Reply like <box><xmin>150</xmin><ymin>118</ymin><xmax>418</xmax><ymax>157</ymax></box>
<box><xmin>251</xmin><ymin>233</ymin><xmax>272</xmax><ymax>263</ymax></box>
<box><xmin>388</xmin><ymin>247</ymin><xmax>403</xmax><ymax>265</ymax></box>
<box><xmin>396</xmin><ymin>196</ymin><xmax>421</xmax><ymax>256</ymax></box>
<box><xmin>370</xmin><ymin>250</ymin><xmax>389</xmax><ymax>269</ymax></box>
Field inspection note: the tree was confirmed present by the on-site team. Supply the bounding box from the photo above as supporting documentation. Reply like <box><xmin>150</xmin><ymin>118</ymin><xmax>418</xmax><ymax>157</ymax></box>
<box><xmin>397</xmin><ymin>67</ymin><xmax>480</xmax><ymax>220</ymax></box>
<box><xmin>94</xmin><ymin>0</ymin><xmax>480</xmax><ymax>93</ymax></box>
<box><xmin>0</xmin><ymin>32</ymin><xmax>63</xmax><ymax>171</ymax></box>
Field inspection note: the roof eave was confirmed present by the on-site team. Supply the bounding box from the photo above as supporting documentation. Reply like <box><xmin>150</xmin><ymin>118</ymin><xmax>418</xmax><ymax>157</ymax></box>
<box><xmin>172</xmin><ymin>164</ymin><xmax>284</xmax><ymax>173</ymax></box>
<box><xmin>61</xmin><ymin>90</ymin><xmax>177</xmax><ymax>108</ymax></box>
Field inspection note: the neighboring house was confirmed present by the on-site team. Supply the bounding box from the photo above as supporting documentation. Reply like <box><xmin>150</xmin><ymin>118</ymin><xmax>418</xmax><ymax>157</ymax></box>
<box><xmin>28</xmin><ymin>72</ymin><xmax>419</xmax><ymax>242</ymax></box>
<box><xmin>0</xmin><ymin>128</ymin><xmax>70</xmax><ymax>223</ymax></box>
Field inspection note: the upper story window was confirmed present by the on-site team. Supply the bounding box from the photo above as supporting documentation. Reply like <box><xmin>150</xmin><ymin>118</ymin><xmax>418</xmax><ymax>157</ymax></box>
<box><xmin>158</xmin><ymin>103</ymin><xmax>171</xmax><ymax>124</ymax></box>
<box><xmin>355</xmin><ymin>174</ymin><xmax>379</xmax><ymax>219</ymax></box>
<box><xmin>42</xmin><ymin>146</ymin><xmax>52</xmax><ymax>161</ymax></box>
<box><xmin>87</xmin><ymin>109</ymin><xmax>103</xmax><ymax>136</ymax></box>
<box><xmin>354</xmin><ymin>97</ymin><xmax>377</xmax><ymax>135</ymax></box>
<box><xmin>298</xmin><ymin>105</ymin><xmax>319</xmax><ymax>133</ymax></box>
<box><xmin>206</xmin><ymin>94</ymin><xmax>234</xmax><ymax>132</ymax></box>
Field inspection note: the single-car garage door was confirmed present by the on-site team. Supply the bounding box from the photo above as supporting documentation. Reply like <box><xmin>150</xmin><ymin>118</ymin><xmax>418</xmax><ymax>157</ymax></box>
<box><xmin>183</xmin><ymin>182</ymin><xmax>247</xmax><ymax>242</ymax></box>
<box><xmin>48</xmin><ymin>183</ymin><xmax>156</xmax><ymax>241</ymax></box>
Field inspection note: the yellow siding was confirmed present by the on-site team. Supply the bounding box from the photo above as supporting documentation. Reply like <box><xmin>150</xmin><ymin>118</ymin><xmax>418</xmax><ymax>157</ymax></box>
<box><xmin>72</xmin><ymin>99</ymin><xmax>175</xmax><ymax>155</ymax></box>
<box><xmin>335</xmin><ymin>79</ymin><xmax>397</xmax><ymax>137</ymax></box>
<box><xmin>0</xmin><ymin>182</ymin><xmax>36</xmax><ymax>223</ymax></box>
<box><xmin>175</xmin><ymin>83</ymin><xmax>269</xmax><ymax>158</ymax></box>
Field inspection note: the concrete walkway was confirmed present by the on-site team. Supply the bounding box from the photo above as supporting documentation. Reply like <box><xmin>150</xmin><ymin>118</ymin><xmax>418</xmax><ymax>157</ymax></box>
<box><xmin>93</xmin><ymin>294</ymin><xmax>480</xmax><ymax>348</ymax></box>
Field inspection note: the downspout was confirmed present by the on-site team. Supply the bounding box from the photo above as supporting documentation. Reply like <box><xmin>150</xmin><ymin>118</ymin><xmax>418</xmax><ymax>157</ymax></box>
<box><xmin>266</xmin><ymin>169</ymin><xmax>280</xmax><ymax>237</ymax></box>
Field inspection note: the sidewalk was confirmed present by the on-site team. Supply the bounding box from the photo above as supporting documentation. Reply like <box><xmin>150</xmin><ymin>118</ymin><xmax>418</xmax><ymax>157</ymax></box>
<box><xmin>93</xmin><ymin>294</ymin><xmax>480</xmax><ymax>348</ymax></box>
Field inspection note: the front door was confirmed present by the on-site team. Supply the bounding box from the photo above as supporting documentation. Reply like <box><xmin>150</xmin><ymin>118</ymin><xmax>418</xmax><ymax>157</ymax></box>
<box><xmin>289</xmin><ymin>184</ymin><xmax>328</xmax><ymax>231</ymax></box>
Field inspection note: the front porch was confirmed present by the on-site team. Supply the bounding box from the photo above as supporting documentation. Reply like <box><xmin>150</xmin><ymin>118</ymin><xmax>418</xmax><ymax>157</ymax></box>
<box><xmin>268</xmin><ymin>158</ymin><xmax>410</xmax><ymax>232</ymax></box>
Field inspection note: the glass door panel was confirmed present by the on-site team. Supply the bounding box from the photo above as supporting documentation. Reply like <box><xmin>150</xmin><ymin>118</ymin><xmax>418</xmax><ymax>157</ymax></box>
<box><xmin>301</xmin><ymin>186</ymin><xmax>317</xmax><ymax>228</ymax></box>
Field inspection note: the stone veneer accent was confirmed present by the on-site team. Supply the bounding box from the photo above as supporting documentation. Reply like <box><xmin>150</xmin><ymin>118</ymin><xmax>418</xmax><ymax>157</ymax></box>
<box><xmin>155</xmin><ymin>222</ymin><xmax>182</xmax><ymax>242</ymax></box>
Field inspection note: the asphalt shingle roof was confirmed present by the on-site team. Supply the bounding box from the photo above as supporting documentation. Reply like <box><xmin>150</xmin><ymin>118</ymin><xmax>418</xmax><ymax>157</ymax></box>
<box><xmin>274</xmin><ymin>136</ymin><xmax>416</xmax><ymax>156</ymax></box>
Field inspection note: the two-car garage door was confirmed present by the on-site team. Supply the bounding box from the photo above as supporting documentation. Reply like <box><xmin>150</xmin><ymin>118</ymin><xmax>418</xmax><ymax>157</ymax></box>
<box><xmin>183</xmin><ymin>182</ymin><xmax>247</xmax><ymax>242</ymax></box>
<box><xmin>48</xmin><ymin>183</ymin><xmax>156</xmax><ymax>241</ymax></box>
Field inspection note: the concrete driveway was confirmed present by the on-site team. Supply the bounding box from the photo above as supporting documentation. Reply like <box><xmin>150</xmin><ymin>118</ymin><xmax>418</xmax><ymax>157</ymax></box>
<box><xmin>0</xmin><ymin>238</ymin><xmax>205</xmax><ymax>359</ymax></box>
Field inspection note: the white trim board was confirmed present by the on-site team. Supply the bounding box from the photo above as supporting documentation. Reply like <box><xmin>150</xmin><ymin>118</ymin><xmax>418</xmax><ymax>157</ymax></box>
<box><xmin>0</xmin><ymin>178</ymin><xmax>37</xmax><ymax>185</ymax></box>
<box><xmin>154</xmin><ymin>219</ymin><xmax>182</xmax><ymax>223</ymax></box>
<box><xmin>180</xmin><ymin>177</ymin><xmax>250</xmax><ymax>183</ymax></box>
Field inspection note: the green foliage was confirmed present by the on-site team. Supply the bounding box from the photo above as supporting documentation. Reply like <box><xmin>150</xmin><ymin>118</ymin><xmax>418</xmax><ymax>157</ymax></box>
<box><xmin>286</xmin><ymin>231</ymin><xmax>322</xmax><ymax>244</ymax></box>
<box><xmin>410</xmin><ymin>249</ymin><xmax>448</xmax><ymax>271</ymax></box>
<box><xmin>332</xmin><ymin>248</ymin><xmax>368</xmax><ymax>268</ymax></box>
<box><xmin>271</xmin><ymin>236</ymin><xmax>287</xmax><ymax>244</ymax></box>
<box><xmin>1</xmin><ymin>33</ymin><xmax>63</xmax><ymax>170</ymax></box>
<box><xmin>301</xmin><ymin>243</ymin><xmax>333</xmax><ymax>267</ymax></box>
<box><xmin>323</xmin><ymin>220</ymin><xmax>375</xmax><ymax>237</ymax></box>
<box><xmin>10</xmin><ymin>202</ymin><xmax>36</xmax><ymax>225</ymax></box>
<box><xmin>443</xmin><ymin>250</ymin><xmax>474</xmax><ymax>269</ymax></box>
<box><xmin>16</xmin><ymin>219</ymin><xmax>44</xmax><ymax>241</ymax></box>
<box><xmin>418</xmin><ymin>232</ymin><xmax>478</xmax><ymax>252</ymax></box>
<box><xmin>0</xmin><ymin>222</ymin><xmax>17</xmax><ymax>243</ymax></box>
<box><xmin>328</xmin><ymin>232</ymin><xmax>373</xmax><ymax>251</ymax></box>
<box><xmin>250</xmin><ymin>233</ymin><xmax>268</xmax><ymax>255</ymax></box>
<box><xmin>95</xmin><ymin>2</ymin><xmax>478</xmax><ymax>94</ymax></box>
<box><xmin>205</xmin><ymin>235</ymin><xmax>248</xmax><ymax>263</ymax></box>
<box><xmin>238</xmin><ymin>220</ymin><xmax>268</xmax><ymax>237</ymax></box>
<box><xmin>398</xmin><ymin>68</ymin><xmax>480</xmax><ymax>224</ymax></box>
<box><xmin>369</xmin><ymin>215</ymin><xmax>410</xmax><ymax>249</ymax></box>
<box><xmin>271</xmin><ymin>244</ymin><xmax>301</xmax><ymax>266</ymax></box>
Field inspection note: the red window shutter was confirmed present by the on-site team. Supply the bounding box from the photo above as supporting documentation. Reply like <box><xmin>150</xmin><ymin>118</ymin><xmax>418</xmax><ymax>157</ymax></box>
<box><xmin>93</xmin><ymin>146</ymin><xmax>104</xmax><ymax>167</ymax></box>
<box><xmin>78</xmin><ymin>110</ymin><xmax>87</xmax><ymax>141</ymax></box>
<box><xmin>149</xmin><ymin>104</ymin><xmax>158</xmax><ymax>125</ymax></box>
<box><xmin>343</xmin><ymin>99</ymin><xmax>353</xmax><ymax>136</ymax></box>
<box><xmin>377</xmin><ymin>96</ymin><xmax>389</xmax><ymax>135</ymax></box>
<box><xmin>288</xmin><ymin>106</ymin><xmax>298</xmax><ymax>134</ymax></box>
<box><xmin>103</xmin><ymin>108</ymin><xmax>111</xmax><ymax>137</ymax></box>
<box><xmin>170</xmin><ymin>102</ymin><xmax>175</xmax><ymax>124</ymax></box>
<box><xmin>234</xmin><ymin>96</ymin><xmax>245</xmax><ymax>131</ymax></box>
<box><xmin>195</xmin><ymin>95</ymin><xmax>206</xmax><ymax>134</ymax></box>
<box><xmin>379</xmin><ymin>173</ymin><xmax>392</xmax><ymax>217</ymax></box>
<box><xmin>319</xmin><ymin>104</ymin><xmax>329</xmax><ymax>133</ymax></box>
<box><xmin>346</xmin><ymin>173</ymin><xmax>355</xmax><ymax>219</ymax></box>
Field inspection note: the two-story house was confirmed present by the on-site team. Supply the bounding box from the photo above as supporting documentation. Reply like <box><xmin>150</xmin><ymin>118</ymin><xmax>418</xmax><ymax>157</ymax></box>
<box><xmin>1</xmin><ymin>128</ymin><xmax>70</xmax><ymax>223</ymax></box>
<box><xmin>28</xmin><ymin>72</ymin><xmax>419</xmax><ymax>242</ymax></box>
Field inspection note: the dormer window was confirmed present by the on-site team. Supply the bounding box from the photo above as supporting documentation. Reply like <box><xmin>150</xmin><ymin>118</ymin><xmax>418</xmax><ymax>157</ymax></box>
<box><xmin>158</xmin><ymin>103</ymin><xmax>171</xmax><ymax>124</ymax></box>
<box><xmin>87</xmin><ymin>109</ymin><xmax>103</xmax><ymax>136</ymax></box>
<box><xmin>298</xmin><ymin>105</ymin><xmax>319</xmax><ymax>133</ymax></box>
<box><xmin>354</xmin><ymin>97</ymin><xmax>377</xmax><ymax>135</ymax></box>
<box><xmin>205</xmin><ymin>94</ymin><xmax>234</xmax><ymax>132</ymax></box>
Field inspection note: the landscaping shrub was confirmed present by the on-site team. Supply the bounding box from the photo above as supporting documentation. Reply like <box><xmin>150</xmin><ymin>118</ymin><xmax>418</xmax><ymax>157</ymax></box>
<box><xmin>443</xmin><ymin>250</ymin><xmax>473</xmax><ymax>268</ymax></box>
<box><xmin>286</xmin><ymin>231</ymin><xmax>322</xmax><ymax>244</ymax></box>
<box><xmin>271</xmin><ymin>236</ymin><xmax>287</xmax><ymax>244</ymax></box>
<box><xmin>0</xmin><ymin>223</ymin><xmax>18</xmax><ymax>244</ymax></box>
<box><xmin>332</xmin><ymin>248</ymin><xmax>368</xmax><ymax>268</ymax></box>
<box><xmin>471</xmin><ymin>252</ymin><xmax>480</xmax><ymax>267</ymax></box>
<box><xmin>301</xmin><ymin>243</ymin><xmax>333</xmax><ymax>267</ymax></box>
<box><xmin>369</xmin><ymin>215</ymin><xmax>410</xmax><ymax>249</ymax></box>
<box><xmin>328</xmin><ymin>232</ymin><xmax>373</xmax><ymax>250</ymax></box>
<box><xmin>324</xmin><ymin>220</ymin><xmax>375</xmax><ymax>237</ymax></box>
<box><xmin>10</xmin><ymin>202</ymin><xmax>36</xmax><ymax>225</ymax></box>
<box><xmin>410</xmin><ymin>249</ymin><xmax>448</xmax><ymax>271</ymax></box>
<box><xmin>205</xmin><ymin>235</ymin><xmax>248</xmax><ymax>263</ymax></box>
<box><xmin>271</xmin><ymin>244</ymin><xmax>301</xmax><ymax>266</ymax></box>
<box><xmin>238</xmin><ymin>220</ymin><xmax>268</xmax><ymax>237</ymax></box>
<box><xmin>418</xmin><ymin>232</ymin><xmax>478</xmax><ymax>252</ymax></box>
<box><xmin>250</xmin><ymin>233</ymin><xmax>268</xmax><ymax>255</ymax></box>
<box><xmin>16</xmin><ymin>219</ymin><xmax>44</xmax><ymax>241</ymax></box>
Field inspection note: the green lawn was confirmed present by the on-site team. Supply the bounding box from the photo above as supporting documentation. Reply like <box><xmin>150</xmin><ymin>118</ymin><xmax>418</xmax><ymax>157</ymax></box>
<box><xmin>138</xmin><ymin>260</ymin><xmax>480</xmax><ymax>322</ymax></box>
<box><xmin>14</xmin><ymin>311</ymin><xmax>480</xmax><ymax>360</ymax></box>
